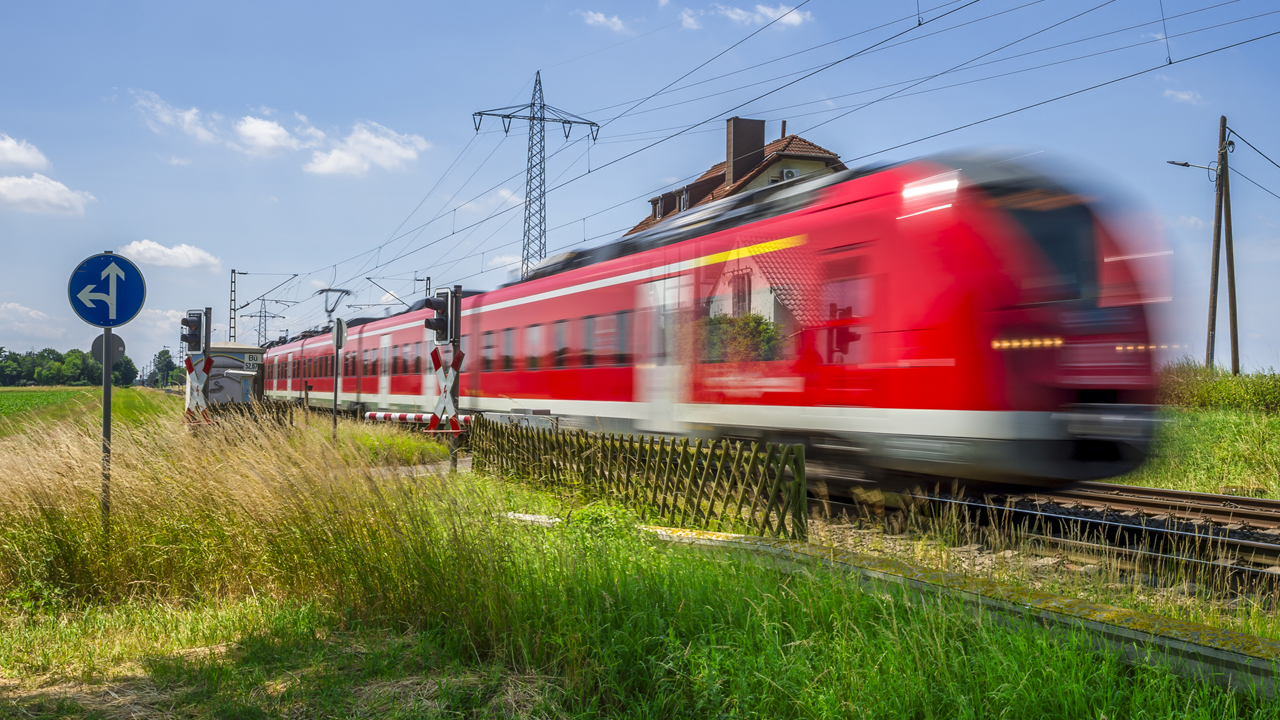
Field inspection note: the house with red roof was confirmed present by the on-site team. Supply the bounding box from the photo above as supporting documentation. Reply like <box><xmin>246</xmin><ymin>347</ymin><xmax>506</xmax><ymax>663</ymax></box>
<box><xmin>624</xmin><ymin>117</ymin><xmax>846</xmax><ymax>237</ymax></box>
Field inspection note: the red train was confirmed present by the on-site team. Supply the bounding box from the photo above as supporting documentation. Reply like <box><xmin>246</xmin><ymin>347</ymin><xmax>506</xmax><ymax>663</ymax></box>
<box><xmin>264</xmin><ymin>151</ymin><xmax>1162</xmax><ymax>485</ymax></box>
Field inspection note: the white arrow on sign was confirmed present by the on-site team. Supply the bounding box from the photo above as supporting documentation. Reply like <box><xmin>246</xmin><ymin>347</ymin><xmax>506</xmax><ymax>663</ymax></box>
<box><xmin>76</xmin><ymin>262</ymin><xmax>126</xmax><ymax>320</ymax></box>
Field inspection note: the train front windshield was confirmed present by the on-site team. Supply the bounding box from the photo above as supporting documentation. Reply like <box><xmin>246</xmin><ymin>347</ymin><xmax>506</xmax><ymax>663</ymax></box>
<box><xmin>983</xmin><ymin>184</ymin><xmax>1098</xmax><ymax>301</ymax></box>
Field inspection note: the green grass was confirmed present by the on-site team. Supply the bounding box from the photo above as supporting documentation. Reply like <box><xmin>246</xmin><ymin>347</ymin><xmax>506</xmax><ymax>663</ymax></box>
<box><xmin>1</xmin><ymin>412</ymin><xmax>1276</xmax><ymax>717</ymax></box>
<box><xmin>5</xmin><ymin>499</ymin><xmax>1277</xmax><ymax>718</ymax></box>
<box><xmin>1115</xmin><ymin>408</ymin><xmax>1280</xmax><ymax>497</ymax></box>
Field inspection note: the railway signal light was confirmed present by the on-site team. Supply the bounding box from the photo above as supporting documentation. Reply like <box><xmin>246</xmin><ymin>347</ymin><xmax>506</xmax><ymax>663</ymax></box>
<box><xmin>180</xmin><ymin>310</ymin><xmax>204</xmax><ymax>353</ymax></box>
<box><xmin>424</xmin><ymin>289</ymin><xmax>455</xmax><ymax>343</ymax></box>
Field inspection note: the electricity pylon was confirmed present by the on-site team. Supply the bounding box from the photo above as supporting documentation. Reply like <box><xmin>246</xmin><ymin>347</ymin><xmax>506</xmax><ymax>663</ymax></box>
<box><xmin>474</xmin><ymin>71</ymin><xmax>599</xmax><ymax>278</ymax></box>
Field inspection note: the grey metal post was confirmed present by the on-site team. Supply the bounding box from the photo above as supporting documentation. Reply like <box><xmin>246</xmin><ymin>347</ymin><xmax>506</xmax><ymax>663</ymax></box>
<box><xmin>451</xmin><ymin>285</ymin><xmax>462</xmax><ymax>473</ymax></box>
<box><xmin>333</xmin><ymin>341</ymin><xmax>340</xmax><ymax>441</ymax></box>
<box><xmin>101</xmin><ymin>325</ymin><xmax>112</xmax><ymax>537</ymax></box>
<box><xmin>1205</xmin><ymin>116</ymin><xmax>1227</xmax><ymax>370</ymax></box>
<box><xmin>203</xmin><ymin>307</ymin><xmax>212</xmax><ymax>398</ymax></box>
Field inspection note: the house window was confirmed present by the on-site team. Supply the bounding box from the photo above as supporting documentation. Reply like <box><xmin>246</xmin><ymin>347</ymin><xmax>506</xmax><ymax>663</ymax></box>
<box><xmin>731</xmin><ymin>272</ymin><xmax>751</xmax><ymax>317</ymax></box>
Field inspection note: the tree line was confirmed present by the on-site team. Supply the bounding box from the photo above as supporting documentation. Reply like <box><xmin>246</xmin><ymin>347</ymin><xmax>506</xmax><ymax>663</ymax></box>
<box><xmin>0</xmin><ymin>347</ymin><xmax>183</xmax><ymax>387</ymax></box>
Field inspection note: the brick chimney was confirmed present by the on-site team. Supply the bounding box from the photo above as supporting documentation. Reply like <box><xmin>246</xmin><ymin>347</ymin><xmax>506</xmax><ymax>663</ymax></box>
<box><xmin>725</xmin><ymin>117</ymin><xmax>765</xmax><ymax>187</ymax></box>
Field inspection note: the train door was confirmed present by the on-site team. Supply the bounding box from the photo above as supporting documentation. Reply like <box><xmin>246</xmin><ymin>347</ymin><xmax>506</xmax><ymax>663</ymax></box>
<box><xmin>636</xmin><ymin>274</ymin><xmax>691</xmax><ymax>433</ymax></box>
<box><xmin>378</xmin><ymin>335</ymin><xmax>391</xmax><ymax>399</ymax></box>
<box><xmin>286</xmin><ymin>351</ymin><xmax>295</xmax><ymax>396</ymax></box>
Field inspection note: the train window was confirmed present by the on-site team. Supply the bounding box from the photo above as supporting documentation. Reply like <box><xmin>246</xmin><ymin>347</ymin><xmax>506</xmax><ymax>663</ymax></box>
<box><xmin>554</xmin><ymin>320</ymin><xmax>568</xmax><ymax>368</ymax></box>
<box><xmin>525</xmin><ymin>325</ymin><xmax>542</xmax><ymax>371</ymax></box>
<box><xmin>581</xmin><ymin>316</ymin><xmax>595</xmax><ymax>367</ymax></box>
<box><xmin>988</xmin><ymin>186</ymin><xmax>1097</xmax><ymax>299</ymax></box>
<box><xmin>413</xmin><ymin>342</ymin><xmax>422</xmax><ymax>373</ymax></box>
<box><xmin>380</xmin><ymin>346</ymin><xmax>389</xmax><ymax>377</ymax></box>
<box><xmin>616</xmin><ymin>311</ymin><xmax>632</xmax><ymax>365</ymax></box>
<box><xmin>391</xmin><ymin>345</ymin><xmax>400</xmax><ymax>375</ymax></box>
<box><xmin>503</xmin><ymin>328</ymin><xmax>514</xmax><ymax>371</ymax></box>
<box><xmin>483</xmin><ymin>331</ymin><xmax>495</xmax><ymax>372</ymax></box>
<box><xmin>594</xmin><ymin>315</ymin><xmax>617</xmax><ymax>365</ymax></box>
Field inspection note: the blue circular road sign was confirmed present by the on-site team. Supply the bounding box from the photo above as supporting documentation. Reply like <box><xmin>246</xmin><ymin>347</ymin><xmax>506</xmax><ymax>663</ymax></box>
<box><xmin>68</xmin><ymin>253</ymin><xmax>147</xmax><ymax>328</ymax></box>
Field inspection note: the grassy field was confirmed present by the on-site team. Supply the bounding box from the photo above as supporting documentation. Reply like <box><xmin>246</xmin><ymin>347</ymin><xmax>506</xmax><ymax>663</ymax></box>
<box><xmin>2</xmin><ymin>412</ymin><xmax>1277</xmax><ymax>717</ymax></box>
<box><xmin>0</xmin><ymin>386</ymin><xmax>186</xmax><ymax>438</ymax></box>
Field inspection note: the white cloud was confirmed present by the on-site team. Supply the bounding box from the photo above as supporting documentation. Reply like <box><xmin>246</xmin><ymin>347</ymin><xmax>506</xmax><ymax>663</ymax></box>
<box><xmin>1174</xmin><ymin>215</ymin><xmax>1208</xmax><ymax>230</ymax></box>
<box><xmin>117</xmin><ymin>239</ymin><xmax>221</xmax><ymax>270</ymax></box>
<box><xmin>1164</xmin><ymin>89</ymin><xmax>1204</xmax><ymax>105</ymax></box>
<box><xmin>234</xmin><ymin>116</ymin><xmax>299</xmax><ymax>154</ymax></box>
<box><xmin>659</xmin><ymin>0</ymin><xmax>669</xmax><ymax>6</ymax></box>
<box><xmin>166</xmin><ymin>156</ymin><xmax>191</xmax><ymax>166</ymax></box>
<box><xmin>0</xmin><ymin>134</ymin><xmax>49</xmax><ymax>169</ymax></box>
<box><xmin>488</xmin><ymin>254</ymin><xmax>520</xmax><ymax>268</ymax></box>
<box><xmin>461</xmin><ymin>188</ymin><xmax>523</xmax><ymax>214</ymax></box>
<box><xmin>0</xmin><ymin>173</ymin><xmax>95</xmax><ymax>215</ymax></box>
<box><xmin>718</xmin><ymin>4</ymin><xmax>811</xmax><ymax>26</ymax></box>
<box><xmin>679</xmin><ymin>8</ymin><xmax>701</xmax><ymax>28</ymax></box>
<box><xmin>132</xmin><ymin>308</ymin><xmax>186</xmax><ymax>342</ymax></box>
<box><xmin>379</xmin><ymin>290</ymin><xmax>402</xmax><ymax>305</ymax></box>
<box><xmin>0</xmin><ymin>302</ymin><xmax>65</xmax><ymax>341</ymax></box>
<box><xmin>132</xmin><ymin>90</ymin><xmax>219</xmax><ymax>142</ymax></box>
<box><xmin>303</xmin><ymin>122</ymin><xmax>429</xmax><ymax>175</ymax></box>
<box><xmin>579</xmin><ymin>10</ymin><xmax>626</xmax><ymax>32</ymax></box>
<box><xmin>294</xmin><ymin>113</ymin><xmax>326</xmax><ymax>147</ymax></box>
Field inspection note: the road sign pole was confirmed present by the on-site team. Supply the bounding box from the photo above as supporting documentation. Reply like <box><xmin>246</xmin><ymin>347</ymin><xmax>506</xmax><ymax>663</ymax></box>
<box><xmin>68</xmin><ymin>249</ymin><xmax>146</xmax><ymax>541</ymax></box>
<box><xmin>451</xmin><ymin>285</ymin><xmax>462</xmax><ymax>474</ymax></box>
<box><xmin>333</xmin><ymin>343</ymin><xmax>340</xmax><ymax>441</ymax></box>
<box><xmin>101</xmin><ymin>325</ymin><xmax>112</xmax><ymax>537</ymax></box>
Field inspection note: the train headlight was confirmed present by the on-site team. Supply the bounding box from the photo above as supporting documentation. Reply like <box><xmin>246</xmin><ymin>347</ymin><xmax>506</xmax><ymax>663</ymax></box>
<box><xmin>992</xmin><ymin>337</ymin><xmax>1063</xmax><ymax>350</ymax></box>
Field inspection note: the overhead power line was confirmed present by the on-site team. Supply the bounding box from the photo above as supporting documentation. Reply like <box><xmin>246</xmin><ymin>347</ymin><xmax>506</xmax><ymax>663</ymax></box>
<box><xmin>1230</xmin><ymin>166</ymin><xmax>1280</xmax><ymax>203</ymax></box>
<box><xmin>1227</xmin><ymin>126</ymin><xmax>1280</xmax><ymax>174</ymax></box>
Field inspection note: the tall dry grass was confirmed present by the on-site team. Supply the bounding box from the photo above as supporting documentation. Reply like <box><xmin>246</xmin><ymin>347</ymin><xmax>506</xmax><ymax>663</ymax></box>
<box><xmin>0</xmin><ymin>410</ymin><xmax>455</xmax><ymax>610</ymax></box>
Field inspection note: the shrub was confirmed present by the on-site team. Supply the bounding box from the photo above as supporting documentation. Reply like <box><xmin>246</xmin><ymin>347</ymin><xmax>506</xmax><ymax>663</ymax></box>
<box><xmin>1158</xmin><ymin>357</ymin><xmax>1280</xmax><ymax>413</ymax></box>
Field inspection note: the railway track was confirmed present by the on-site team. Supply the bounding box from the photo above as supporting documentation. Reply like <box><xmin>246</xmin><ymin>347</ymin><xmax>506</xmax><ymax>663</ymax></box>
<box><xmin>809</xmin><ymin>469</ymin><xmax>1280</xmax><ymax>576</ymax></box>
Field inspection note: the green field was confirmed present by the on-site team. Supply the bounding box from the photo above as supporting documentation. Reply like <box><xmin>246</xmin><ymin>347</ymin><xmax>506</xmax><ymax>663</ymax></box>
<box><xmin>0</xmin><ymin>388</ymin><xmax>95</xmax><ymax>417</ymax></box>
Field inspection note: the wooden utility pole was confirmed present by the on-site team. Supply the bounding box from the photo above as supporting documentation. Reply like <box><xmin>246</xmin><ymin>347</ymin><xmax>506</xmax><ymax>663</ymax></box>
<box><xmin>1205</xmin><ymin>117</ymin><xmax>1226</xmax><ymax>371</ymax></box>
<box><xmin>1203</xmin><ymin>115</ymin><xmax>1241</xmax><ymax>374</ymax></box>
<box><xmin>1221</xmin><ymin>123</ymin><xmax>1240</xmax><ymax>375</ymax></box>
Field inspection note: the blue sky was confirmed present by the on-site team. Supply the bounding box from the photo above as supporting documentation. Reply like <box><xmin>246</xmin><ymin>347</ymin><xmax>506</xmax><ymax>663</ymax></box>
<box><xmin>2</xmin><ymin>0</ymin><xmax>1279</xmax><ymax>372</ymax></box>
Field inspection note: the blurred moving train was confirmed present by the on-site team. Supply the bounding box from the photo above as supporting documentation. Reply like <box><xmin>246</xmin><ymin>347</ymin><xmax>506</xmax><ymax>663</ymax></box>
<box><xmin>264</xmin><ymin>151</ymin><xmax>1164</xmax><ymax>486</ymax></box>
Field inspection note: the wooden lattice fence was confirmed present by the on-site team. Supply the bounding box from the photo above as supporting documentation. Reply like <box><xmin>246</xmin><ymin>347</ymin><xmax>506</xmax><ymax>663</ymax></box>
<box><xmin>470</xmin><ymin>416</ymin><xmax>807</xmax><ymax>540</ymax></box>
